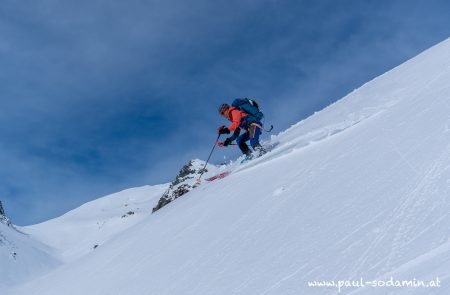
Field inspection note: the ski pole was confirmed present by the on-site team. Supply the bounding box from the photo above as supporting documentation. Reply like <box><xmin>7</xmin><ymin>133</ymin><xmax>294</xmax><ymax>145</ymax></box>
<box><xmin>197</xmin><ymin>134</ymin><xmax>221</xmax><ymax>183</ymax></box>
<box><xmin>255</xmin><ymin>122</ymin><xmax>273</xmax><ymax>132</ymax></box>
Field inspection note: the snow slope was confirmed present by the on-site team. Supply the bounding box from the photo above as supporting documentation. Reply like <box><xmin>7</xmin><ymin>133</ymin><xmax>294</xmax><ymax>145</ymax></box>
<box><xmin>0</xmin><ymin>223</ymin><xmax>59</xmax><ymax>290</ymax></box>
<box><xmin>8</xmin><ymin>38</ymin><xmax>450</xmax><ymax>294</ymax></box>
<box><xmin>23</xmin><ymin>184</ymin><xmax>169</xmax><ymax>262</ymax></box>
<box><xmin>1</xmin><ymin>184</ymin><xmax>169</xmax><ymax>291</ymax></box>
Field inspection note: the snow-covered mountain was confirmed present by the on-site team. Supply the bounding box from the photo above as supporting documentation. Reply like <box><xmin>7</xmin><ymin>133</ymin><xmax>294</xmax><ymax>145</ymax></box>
<box><xmin>1</xmin><ymin>185</ymin><xmax>172</xmax><ymax>292</ymax></box>
<box><xmin>0</xmin><ymin>204</ymin><xmax>59</xmax><ymax>290</ymax></box>
<box><xmin>23</xmin><ymin>184</ymin><xmax>169</xmax><ymax>263</ymax></box>
<box><xmin>1</xmin><ymin>162</ymin><xmax>224</xmax><ymax>292</ymax></box>
<box><xmin>5</xmin><ymin>38</ymin><xmax>450</xmax><ymax>294</ymax></box>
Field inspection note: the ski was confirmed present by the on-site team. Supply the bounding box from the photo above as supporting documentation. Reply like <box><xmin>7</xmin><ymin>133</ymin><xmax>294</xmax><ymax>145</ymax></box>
<box><xmin>205</xmin><ymin>171</ymin><xmax>231</xmax><ymax>181</ymax></box>
<box><xmin>205</xmin><ymin>143</ymin><xmax>278</xmax><ymax>182</ymax></box>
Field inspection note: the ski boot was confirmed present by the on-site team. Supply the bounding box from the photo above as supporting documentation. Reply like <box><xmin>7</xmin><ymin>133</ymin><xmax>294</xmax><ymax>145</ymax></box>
<box><xmin>240</xmin><ymin>151</ymin><xmax>254</xmax><ymax>164</ymax></box>
<box><xmin>252</xmin><ymin>143</ymin><xmax>267</xmax><ymax>158</ymax></box>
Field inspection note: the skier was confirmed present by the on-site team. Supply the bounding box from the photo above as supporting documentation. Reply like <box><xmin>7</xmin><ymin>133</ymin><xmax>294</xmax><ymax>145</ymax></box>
<box><xmin>217</xmin><ymin>100</ymin><xmax>266</xmax><ymax>160</ymax></box>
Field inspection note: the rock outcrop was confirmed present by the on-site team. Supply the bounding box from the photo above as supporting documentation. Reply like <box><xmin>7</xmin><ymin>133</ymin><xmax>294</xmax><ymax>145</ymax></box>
<box><xmin>0</xmin><ymin>200</ymin><xmax>11</xmax><ymax>226</ymax></box>
<box><xmin>152</xmin><ymin>159</ymin><xmax>216</xmax><ymax>213</ymax></box>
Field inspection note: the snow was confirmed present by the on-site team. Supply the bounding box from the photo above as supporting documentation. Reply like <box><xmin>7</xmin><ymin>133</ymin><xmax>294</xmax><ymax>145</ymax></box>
<box><xmin>0</xmin><ymin>223</ymin><xmax>59</xmax><ymax>290</ymax></box>
<box><xmin>23</xmin><ymin>184</ymin><xmax>169</xmax><ymax>262</ymax></box>
<box><xmin>4</xmin><ymin>37</ymin><xmax>450</xmax><ymax>294</ymax></box>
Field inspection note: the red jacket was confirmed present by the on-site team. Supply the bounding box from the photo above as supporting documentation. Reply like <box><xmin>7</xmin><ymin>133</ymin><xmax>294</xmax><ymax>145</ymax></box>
<box><xmin>226</xmin><ymin>107</ymin><xmax>248</xmax><ymax>131</ymax></box>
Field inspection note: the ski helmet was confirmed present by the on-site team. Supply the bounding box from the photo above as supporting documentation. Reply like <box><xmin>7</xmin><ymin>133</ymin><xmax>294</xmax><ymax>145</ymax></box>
<box><xmin>218</xmin><ymin>103</ymin><xmax>229</xmax><ymax>115</ymax></box>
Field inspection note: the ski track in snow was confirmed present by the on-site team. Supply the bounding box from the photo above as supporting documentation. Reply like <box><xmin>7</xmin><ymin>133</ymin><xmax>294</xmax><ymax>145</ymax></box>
<box><xmin>231</xmin><ymin>107</ymin><xmax>387</xmax><ymax>179</ymax></box>
<box><xmin>386</xmin><ymin>143</ymin><xmax>450</xmax><ymax>263</ymax></box>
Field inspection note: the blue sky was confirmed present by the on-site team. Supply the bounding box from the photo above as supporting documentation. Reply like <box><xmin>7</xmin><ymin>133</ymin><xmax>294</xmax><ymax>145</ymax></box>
<box><xmin>1</xmin><ymin>0</ymin><xmax>450</xmax><ymax>225</ymax></box>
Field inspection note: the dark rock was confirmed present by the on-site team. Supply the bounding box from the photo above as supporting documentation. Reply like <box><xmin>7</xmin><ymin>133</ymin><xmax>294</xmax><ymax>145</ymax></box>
<box><xmin>121</xmin><ymin>211</ymin><xmax>135</xmax><ymax>218</ymax></box>
<box><xmin>152</xmin><ymin>159</ymin><xmax>212</xmax><ymax>213</ymax></box>
<box><xmin>0</xmin><ymin>200</ymin><xmax>11</xmax><ymax>226</ymax></box>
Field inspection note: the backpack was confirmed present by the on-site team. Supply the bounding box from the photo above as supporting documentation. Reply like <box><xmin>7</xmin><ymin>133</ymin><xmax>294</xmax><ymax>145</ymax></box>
<box><xmin>232</xmin><ymin>98</ymin><xmax>264</xmax><ymax>121</ymax></box>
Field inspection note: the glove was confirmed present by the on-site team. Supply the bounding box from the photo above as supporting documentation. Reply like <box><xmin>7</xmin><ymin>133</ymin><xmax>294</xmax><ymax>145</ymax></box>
<box><xmin>218</xmin><ymin>125</ymin><xmax>230</xmax><ymax>135</ymax></box>
<box><xmin>223</xmin><ymin>138</ymin><xmax>232</xmax><ymax>146</ymax></box>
